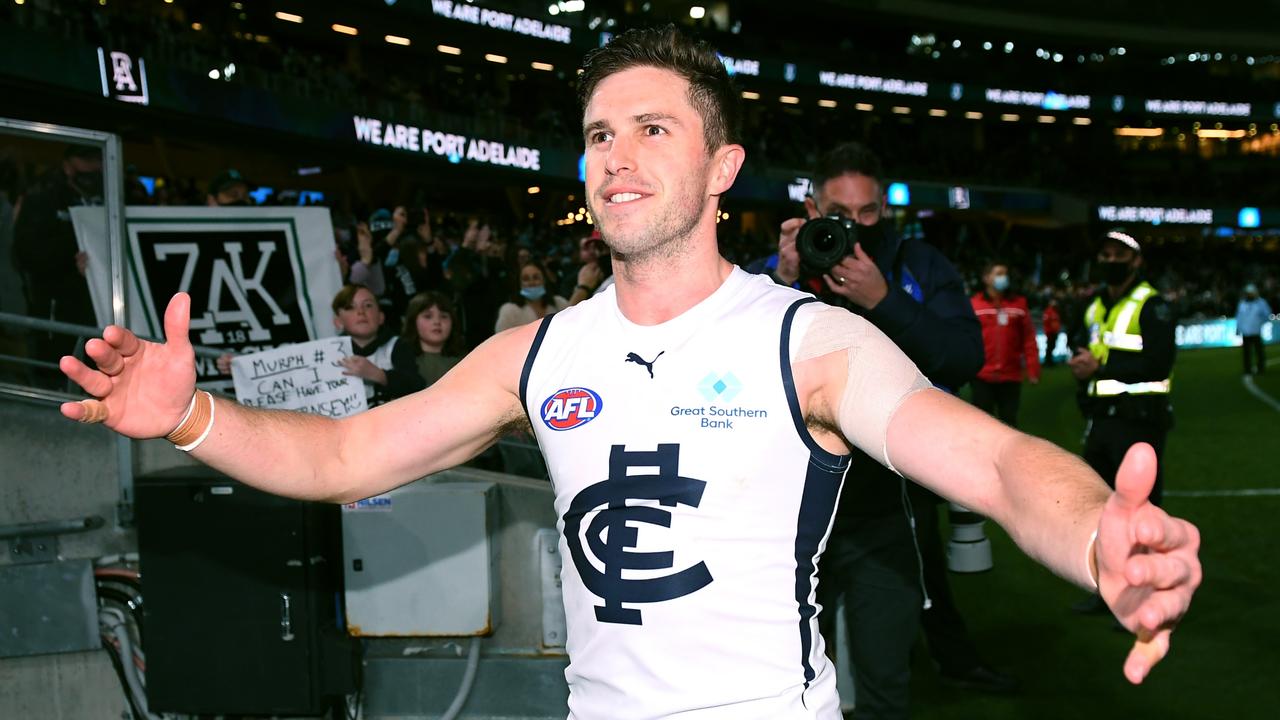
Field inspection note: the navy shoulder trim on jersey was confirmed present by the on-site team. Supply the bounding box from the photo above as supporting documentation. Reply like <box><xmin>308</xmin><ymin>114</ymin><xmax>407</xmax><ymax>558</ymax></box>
<box><xmin>519</xmin><ymin>313</ymin><xmax>556</xmax><ymax>424</ymax></box>
<box><xmin>779</xmin><ymin>298</ymin><xmax>852</xmax><ymax>469</ymax></box>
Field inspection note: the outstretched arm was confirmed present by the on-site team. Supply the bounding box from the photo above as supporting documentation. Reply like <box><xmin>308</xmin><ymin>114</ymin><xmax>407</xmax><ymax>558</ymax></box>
<box><xmin>61</xmin><ymin>293</ymin><xmax>532</xmax><ymax>503</ymax></box>
<box><xmin>886</xmin><ymin>389</ymin><xmax>1201</xmax><ymax>684</ymax></box>
<box><xmin>795</xmin><ymin>309</ymin><xmax>1200</xmax><ymax>686</ymax></box>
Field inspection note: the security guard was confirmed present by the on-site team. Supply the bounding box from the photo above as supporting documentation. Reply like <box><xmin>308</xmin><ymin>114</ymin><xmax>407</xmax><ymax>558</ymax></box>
<box><xmin>1069</xmin><ymin>228</ymin><xmax>1176</xmax><ymax>505</ymax></box>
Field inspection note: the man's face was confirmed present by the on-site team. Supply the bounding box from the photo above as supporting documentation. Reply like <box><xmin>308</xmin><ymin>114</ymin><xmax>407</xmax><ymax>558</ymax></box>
<box><xmin>1097</xmin><ymin>241</ymin><xmax>1138</xmax><ymax>267</ymax></box>
<box><xmin>985</xmin><ymin>264</ymin><xmax>1009</xmax><ymax>290</ymax></box>
<box><xmin>813</xmin><ymin>173</ymin><xmax>884</xmax><ymax>226</ymax></box>
<box><xmin>64</xmin><ymin>156</ymin><xmax>103</xmax><ymax>196</ymax></box>
<box><xmin>212</xmin><ymin>182</ymin><xmax>249</xmax><ymax>206</ymax></box>
<box><xmin>583</xmin><ymin>66</ymin><xmax>719</xmax><ymax>261</ymax></box>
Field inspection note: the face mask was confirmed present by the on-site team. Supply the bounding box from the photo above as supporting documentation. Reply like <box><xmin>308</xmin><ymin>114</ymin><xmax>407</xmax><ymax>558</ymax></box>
<box><xmin>992</xmin><ymin>275</ymin><xmax>1010</xmax><ymax>292</ymax></box>
<box><xmin>520</xmin><ymin>286</ymin><xmax>547</xmax><ymax>301</ymax></box>
<box><xmin>1099</xmin><ymin>260</ymin><xmax>1132</xmax><ymax>286</ymax></box>
<box><xmin>853</xmin><ymin>219</ymin><xmax>889</xmax><ymax>261</ymax></box>
<box><xmin>385</xmin><ymin>248</ymin><xmax>400</xmax><ymax>267</ymax></box>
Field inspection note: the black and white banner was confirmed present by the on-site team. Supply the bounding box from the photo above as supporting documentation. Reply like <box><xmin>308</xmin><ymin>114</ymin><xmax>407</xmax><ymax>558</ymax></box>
<box><xmin>72</xmin><ymin>207</ymin><xmax>343</xmax><ymax>390</ymax></box>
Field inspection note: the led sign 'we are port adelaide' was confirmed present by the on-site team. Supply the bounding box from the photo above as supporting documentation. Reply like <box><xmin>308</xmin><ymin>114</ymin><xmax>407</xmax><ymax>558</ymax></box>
<box><xmin>430</xmin><ymin>0</ymin><xmax>571</xmax><ymax>44</ymax></box>
<box><xmin>353</xmin><ymin>116</ymin><xmax>542</xmax><ymax>172</ymax></box>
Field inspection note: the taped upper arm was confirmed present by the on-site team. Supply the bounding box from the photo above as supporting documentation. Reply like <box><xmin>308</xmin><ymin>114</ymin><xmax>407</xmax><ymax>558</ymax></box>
<box><xmin>793</xmin><ymin>304</ymin><xmax>932</xmax><ymax>470</ymax></box>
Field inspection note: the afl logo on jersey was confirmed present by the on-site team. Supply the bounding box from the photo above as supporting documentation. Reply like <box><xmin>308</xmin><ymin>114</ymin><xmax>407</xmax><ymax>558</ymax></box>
<box><xmin>541</xmin><ymin>387</ymin><xmax>603</xmax><ymax>431</ymax></box>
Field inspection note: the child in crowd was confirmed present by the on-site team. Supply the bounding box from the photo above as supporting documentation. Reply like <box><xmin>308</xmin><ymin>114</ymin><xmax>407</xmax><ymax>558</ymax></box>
<box><xmin>331</xmin><ymin>283</ymin><xmax>398</xmax><ymax>407</ymax></box>
<box><xmin>386</xmin><ymin>292</ymin><xmax>464</xmax><ymax>398</ymax></box>
<box><xmin>214</xmin><ymin>283</ymin><xmax>397</xmax><ymax>408</ymax></box>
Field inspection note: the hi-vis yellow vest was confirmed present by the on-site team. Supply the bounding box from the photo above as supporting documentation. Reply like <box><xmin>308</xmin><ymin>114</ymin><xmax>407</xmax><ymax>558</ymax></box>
<box><xmin>1084</xmin><ymin>281</ymin><xmax>1172</xmax><ymax>397</ymax></box>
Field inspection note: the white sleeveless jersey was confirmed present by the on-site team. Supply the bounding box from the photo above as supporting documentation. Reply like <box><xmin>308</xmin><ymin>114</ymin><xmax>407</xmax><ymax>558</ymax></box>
<box><xmin>521</xmin><ymin>268</ymin><xmax>849</xmax><ymax>720</ymax></box>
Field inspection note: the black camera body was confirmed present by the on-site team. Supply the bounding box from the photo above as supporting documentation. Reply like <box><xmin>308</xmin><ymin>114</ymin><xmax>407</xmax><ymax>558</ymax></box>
<box><xmin>796</xmin><ymin>214</ymin><xmax>884</xmax><ymax>276</ymax></box>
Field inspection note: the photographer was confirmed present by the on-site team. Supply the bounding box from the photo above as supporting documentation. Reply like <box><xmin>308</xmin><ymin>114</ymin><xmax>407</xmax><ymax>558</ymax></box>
<box><xmin>766</xmin><ymin>143</ymin><xmax>1011</xmax><ymax>716</ymax></box>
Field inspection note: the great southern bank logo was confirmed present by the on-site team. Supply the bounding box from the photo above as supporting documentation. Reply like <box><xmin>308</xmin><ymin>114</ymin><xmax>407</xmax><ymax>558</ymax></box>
<box><xmin>697</xmin><ymin>372</ymin><xmax>742</xmax><ymax>402</ymax></box>
<box><xmin>541</xmin><ymin>387</ymin><xmax>602</xmax><ymax>431</ymax></box>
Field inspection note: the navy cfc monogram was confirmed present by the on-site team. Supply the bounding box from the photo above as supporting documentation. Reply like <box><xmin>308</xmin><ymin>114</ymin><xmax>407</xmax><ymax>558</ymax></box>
<box><xmin>562</xmin><ymin>444</ymin><xmax>713</xmax><ymax>625</ymax></box>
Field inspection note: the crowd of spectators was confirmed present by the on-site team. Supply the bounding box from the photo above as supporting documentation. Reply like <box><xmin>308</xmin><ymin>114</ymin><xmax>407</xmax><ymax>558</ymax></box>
<box><xmin>5</xmin><ymin>0</ymin><xmax>1278</xmax><ymax>205</ymax></box>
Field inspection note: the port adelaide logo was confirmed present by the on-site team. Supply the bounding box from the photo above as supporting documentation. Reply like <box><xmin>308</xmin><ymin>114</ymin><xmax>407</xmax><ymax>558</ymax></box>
<box><xmin>541</xmin><ymin>387</ymin><xmax>603</xmax><ymax>431</ymax></box>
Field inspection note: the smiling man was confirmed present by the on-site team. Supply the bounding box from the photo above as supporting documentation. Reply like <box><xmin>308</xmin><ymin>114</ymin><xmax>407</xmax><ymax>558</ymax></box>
<box><xmin>60</xmin><ymin>26</ymin><xmax>1200</xmax><ymax>720</ymax></box>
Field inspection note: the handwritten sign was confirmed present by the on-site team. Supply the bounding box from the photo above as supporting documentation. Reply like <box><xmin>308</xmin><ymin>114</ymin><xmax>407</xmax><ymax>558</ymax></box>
<box><xmin>231</xmin><ymin>337</ymin><xmax>368</xmax><ymax>418</ymax></box>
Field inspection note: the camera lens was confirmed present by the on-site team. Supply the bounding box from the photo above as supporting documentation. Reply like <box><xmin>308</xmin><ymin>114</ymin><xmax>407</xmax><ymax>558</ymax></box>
<box><xmin>796</xmin><ymin>216</ymin><xmax>855</xmax><ymax>276</ymax></box>
<box><xmin>811</xmin><ymin>228</ymin><xmax>839</xmax><ymax>254</ymax></box>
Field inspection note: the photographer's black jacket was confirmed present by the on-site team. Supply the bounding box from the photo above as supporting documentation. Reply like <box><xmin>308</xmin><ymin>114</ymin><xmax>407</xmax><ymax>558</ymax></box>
<box><xmin>752</xmin><ymin>229</ymin><xmax>983</xmax><ymax>519</ymax></box>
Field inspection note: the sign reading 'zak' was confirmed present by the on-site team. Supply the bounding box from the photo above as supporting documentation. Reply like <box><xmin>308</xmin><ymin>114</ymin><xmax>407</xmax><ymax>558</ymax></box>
<box><xmin>134</xmin><ymin>230</ymin><xmax>310</xmax><ymax>348</ymax></box>
<box><xmin>117</xmin><ymin>209</ymin><xmax>343</xmax><ymax>390</ymax></box>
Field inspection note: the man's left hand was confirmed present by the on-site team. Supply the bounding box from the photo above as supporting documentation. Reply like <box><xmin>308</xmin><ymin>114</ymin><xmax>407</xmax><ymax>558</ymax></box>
<box><xmin>1097</xmin><ymin>443</ymin><xmax>1202</xmax><ymax>684</ymax></box>
<box><xmin>822</xmin><ymin>242</ymin><xmax>888</xmax><ymax>310</ymax></box>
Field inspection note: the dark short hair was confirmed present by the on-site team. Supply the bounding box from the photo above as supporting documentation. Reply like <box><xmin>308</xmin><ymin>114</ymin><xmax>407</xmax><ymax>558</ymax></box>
<box><xmin>331</xmin><ymin>283</ymin><xmax>374</xmax><ymax>315</ymax></box>
<box><xmin>578</xmin><ymin>25</ymin><xmax>741</xmax><ymax>154</ymax></box>
<box><xmin>983</xmin><ymin>259</ymin><xmax>1009</xmax><ymax>276</ymax></box>
<box><xmin>812</xmin><ymin>142</ymin><xmax>886</xmax><ymax>195</ymax></box>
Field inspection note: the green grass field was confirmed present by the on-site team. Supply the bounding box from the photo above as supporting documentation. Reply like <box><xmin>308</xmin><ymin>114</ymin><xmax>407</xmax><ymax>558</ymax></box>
<box><xmin>906</xmin><ymin>346</ymin><xmax>1279</xmax><ymax>720</ymax></box>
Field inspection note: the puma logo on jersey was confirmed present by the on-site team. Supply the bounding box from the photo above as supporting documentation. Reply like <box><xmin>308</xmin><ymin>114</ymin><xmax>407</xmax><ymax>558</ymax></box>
<box><xmin>624</xmin><ymin>351</ymin><xmax>664</xmax><ymax>379</ymax></box>
<box><xmin>541</xmin><ymin>387</ymin><xmax>604</xmax><ymax>431</ymax></box>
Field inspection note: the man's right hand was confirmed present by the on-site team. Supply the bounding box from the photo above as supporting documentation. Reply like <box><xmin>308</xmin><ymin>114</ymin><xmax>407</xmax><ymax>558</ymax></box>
<box><xmin>59</xmin><ymin>293</ymin><xmax>198</xmax><ymax>439</ymax></box>
<box><xmin>776</xmin><ymin>202</ymin><xmax>821</xmax><ymax>285</ymax></box>
<box><xmin>776</xmin><ymin>218</ymin><xmax>804</xmax><ymax>285</ymax></box>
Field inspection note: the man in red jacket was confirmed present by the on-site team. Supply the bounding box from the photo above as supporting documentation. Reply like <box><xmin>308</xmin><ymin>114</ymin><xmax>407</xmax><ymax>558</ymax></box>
<box><xmin>970</xmin><ymin>261</ymin><xmax>1041</xmax><ymax>427</ymax></box>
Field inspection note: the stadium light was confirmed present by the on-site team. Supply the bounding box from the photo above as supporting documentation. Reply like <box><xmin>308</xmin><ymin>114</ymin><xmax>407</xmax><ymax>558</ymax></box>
<box><xmin>965</xmin><ymin>111</ymin><xmax>983</xmax><ymax>119</ymax></box>
<box><xmin>892</xmin><ymin>106</ymin><xmax>911</xmax><ymax>114</ymax></box>
<box><xmin>1073</xmin><ymin>117</ymin><xmax>1092</xmax><ymax>125</ymax></box>
<box><xmin>741</xmin><ymin>91</ymin><xmax>760</xmax><ymax>100</ymax></box>
<box><xmin>855</xmin><ymin>103</ymin><xmax>874</xmax><ymax>111</ymax></box>
<box><xmin>275</xmin><ymin>12</ymin><xmax>303</xmax><ymax>24</ymax></box>
<box><xmin>1001</xmin><ymin>113</ymin><xmax>1020</xmax><ymax>122</ymax></box>
<box><xmin>332</xmin><ymin>24</ymin><xmax>358</xmax><ymax>36</ymax></box>
<box><xmin>1196</xmin><ymin>129</ymin><xmax>1245</xmax><ymax>139</ymax></box>
<box><xmin>437</xmin><ymin>45</ymin><xmax>462</xmax><ymax>55</ymax></box>
<box><xmin>928</xmin><ymin>108</ymin><xmax>947</xmax><ymax>117</ymax></box>
<box><xmin>690</xmin><ymin>6</ymin><xmax>706</xmax><ymax>19</ymax></box>
<box><xmin>385</xmin><ymin>35</ymin><xmax>410</xmax><ymax>46</ymax></box>
<box><xmin>485</xmin><ymin>54</ymin><xmax>508</xmax><ymax>64</ymax></box>
<box><xmin>779</xmin><ymin>95</ymin><xmax>799</xmax><ymax>105</ymax></box>
<box><xmin>1038</xmin><ymin>115</ymin><xmax>1056</xmax><ymax>123</ymax></box>
<box><xmin>531</xmin><ymin>61</ymin><xmax>555</xmax><ymax>71</ymax></box>
<box><xmin>818</xmin><ymin>99</ymin><xmax>837</xmax><ymax>108</ymax></box>
<box><xmin>887</xmin><ymin>183</ymin><xmax>910</xmax><ymax>206</ymax></box>
<box><xmin>1115</xmin><ymin>127</ymin><xmax>1164</xmax><ymax>137</ymax></box>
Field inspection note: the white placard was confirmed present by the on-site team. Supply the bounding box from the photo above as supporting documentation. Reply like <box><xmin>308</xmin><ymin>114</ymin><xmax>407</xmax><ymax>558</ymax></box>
<box><xmin>71</xmin><ymin>206</ymin><xmax>343</xmax><ymax>391</ymax></box>
<box><xmin>231</xmin><ymin>337</ymin><xmax>368</xmax><ymax>418</ymax></box>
